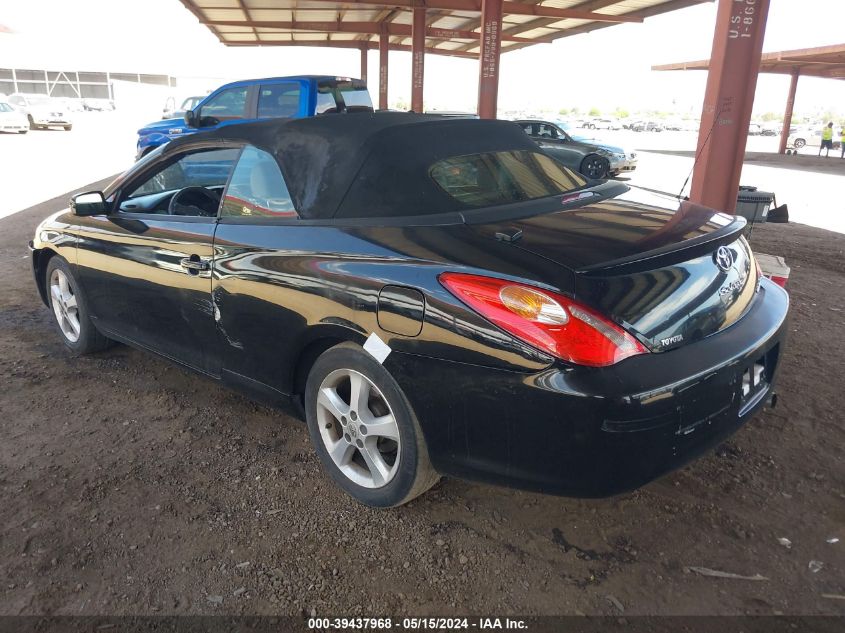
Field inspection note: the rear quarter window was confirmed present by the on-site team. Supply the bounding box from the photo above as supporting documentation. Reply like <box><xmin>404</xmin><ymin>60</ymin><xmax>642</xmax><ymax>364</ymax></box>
<box><xmin>430</xmin><ymin>150</ymin><xmax>587</xmax><ymax>208</ymax></box>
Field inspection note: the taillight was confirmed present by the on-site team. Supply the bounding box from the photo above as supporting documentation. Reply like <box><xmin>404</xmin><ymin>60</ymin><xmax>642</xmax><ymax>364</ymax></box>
<box><xmin>439</xmin><ymin>273</ymin><xmax>648</xmax><ymax>367</ymax></box>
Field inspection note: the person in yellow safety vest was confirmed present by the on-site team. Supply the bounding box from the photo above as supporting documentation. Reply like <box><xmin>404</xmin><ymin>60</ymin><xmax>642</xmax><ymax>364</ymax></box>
<box><xmin>819</xmin><ymin>121</ymin><xmax>834</xmax><ymax>157</ymax></box>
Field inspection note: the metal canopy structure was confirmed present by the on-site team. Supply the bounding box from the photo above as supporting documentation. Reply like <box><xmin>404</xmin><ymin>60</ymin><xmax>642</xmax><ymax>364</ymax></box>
<box><xmin>653</xmin><ymin>43</ymin><xmax>845</xmax><ymax>79</ymax></box>
<box><xmin>653</xmin><ymin>43</ymin><xmax>845</xmax><ymax>154</ymax></box>
<box><xmin>178</xmin><ymin>0</ymin><xmax>712</xmax><ymax>113</ymax></box>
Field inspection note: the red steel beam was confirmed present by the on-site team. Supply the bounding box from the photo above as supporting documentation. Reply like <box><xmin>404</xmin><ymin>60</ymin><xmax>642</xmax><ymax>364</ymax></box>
<box><xmin>224</xmin><ymin>39</ymin><xmax>478</xmax><ymax>59</ymax></box>
<box><xmin>411</xmin><ymin>7</ymin><xmax>426</xmax><ymax>112</ymax></box>
<box><xmin>379</xmin><ymin>24</ymin><xmax>389</xmax><ymax>109</ymax></box>
<box><xmin>477</xmin><ymin>0</ymin><xmax>503</xmax><ymax>119</ymax></box>
<box><xmin>272</xmin><ymin>0</ymin><xmax>644</xmax><ymax>22</ymax></box>
<box><xmin>778</xmin><ymin>68</ymin><xmax>799</xmax><ymax>154</ymax></box>
<box><xmin>206</xmin><ymin>19</ymin><xmax>535</xmax><ymax>42</ymax></box>
<box><xmin>360</xmin><ymin>44</ymin><xmax>368</xmax><ymax>82</ymax></box>
<box><xmin>689</xmin><ymin>0</ymin><xmax>771</xmax><ymax>215</ymax></box>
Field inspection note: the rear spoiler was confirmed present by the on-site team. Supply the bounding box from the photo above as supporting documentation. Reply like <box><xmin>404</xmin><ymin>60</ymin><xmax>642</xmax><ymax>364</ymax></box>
<box><xmin>578</xmin><ymin>214</ymin><xmax>747</xmax><ymax>276</ymax></box>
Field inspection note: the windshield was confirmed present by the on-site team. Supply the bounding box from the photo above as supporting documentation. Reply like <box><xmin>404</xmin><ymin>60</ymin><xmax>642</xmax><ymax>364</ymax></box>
<box><xmin>180</xmin><ymin>96</ymin><xmax>202</xmax><ymax>110</ymax></box>
<box><xmin>27</xmin><ymin>96</ymin><xmax>52</xmax><ymax>106</ymax></box>
<box><xmin>430</xmin><ymin>150</ymin><xmax>588</xmax><ymax>208</ymax></box>
<box><xmin>0</xmin><ymin>103</ymin><xmax>13</xmax><ymax>112</ymax></box>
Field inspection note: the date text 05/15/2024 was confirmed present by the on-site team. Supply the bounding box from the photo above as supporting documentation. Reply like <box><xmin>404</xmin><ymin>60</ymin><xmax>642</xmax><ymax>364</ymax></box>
<box><xmin>307</xmin><ymin>617</ymin><xmax>528</xmax><ymax>630</ymax></box>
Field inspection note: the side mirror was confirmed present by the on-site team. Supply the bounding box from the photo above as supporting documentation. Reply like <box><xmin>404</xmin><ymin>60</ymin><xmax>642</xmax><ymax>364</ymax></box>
<box><xmin>70</xmin><ymin>191</ymin><xmax>106</xmax><ymax>216</ymax></box>
<box><xmin>184</xmin><ymin>109</ymin><xmax>198</xmax><ymax>128</ymax></box>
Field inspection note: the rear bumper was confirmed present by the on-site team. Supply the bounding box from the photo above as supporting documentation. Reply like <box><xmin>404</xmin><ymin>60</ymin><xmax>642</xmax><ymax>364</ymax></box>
<box><xmin>388</xmin><ymin>279</ymin><xmax>788</xmax><ymax>497</ymax></box>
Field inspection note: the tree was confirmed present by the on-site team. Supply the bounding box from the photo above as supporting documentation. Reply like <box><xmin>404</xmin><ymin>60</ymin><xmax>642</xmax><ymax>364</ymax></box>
<box><xmin>558</xmin><ymin>107</ymin><xmax>571</xmax><ymax>116</ymax></box>
<box><xmin>588</xmin><ymin>107</ymin><xmax>601</xmax><ymax>117</ymax></box>
<box><xmin>614</xmin><ymin>107</ymin><xmax>630</xmax><ymax>119</ymax></box>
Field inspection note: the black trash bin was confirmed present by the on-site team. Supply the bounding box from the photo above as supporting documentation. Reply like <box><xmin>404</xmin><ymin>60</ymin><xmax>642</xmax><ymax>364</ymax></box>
<box><xmin>736</xmin><ymin>186</ymin><xmax>775</xmax><ymax>224</ymax></box>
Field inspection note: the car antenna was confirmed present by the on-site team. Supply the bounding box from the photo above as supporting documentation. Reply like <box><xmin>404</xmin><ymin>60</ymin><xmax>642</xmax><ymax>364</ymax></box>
<box><xmin>676</xmin><ymin>104</ymin><xmax>726</xmax><ymax>201</ymax></box>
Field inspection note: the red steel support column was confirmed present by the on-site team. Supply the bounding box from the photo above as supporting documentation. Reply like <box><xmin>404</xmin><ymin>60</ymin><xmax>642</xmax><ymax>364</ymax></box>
<box><xmin>360</xmin><ymin>45</ymin><xmax>368</xmax><ymax>83</ymax></box>
<box><xmin>690</xmin><ymin>0</ymin><xmax>771</xmax><ymax>214</ymax></box>
<box><xmin>411</xmin><ymin>6</ymin><xmax>426</xmax><ymax>113</ymax></box>
<box><xmin>477</xmin><ymin>0</ymin><xmax>503</xmax><ymax>119</ymax></box>
<box><xmin>379</xmin><ymin>25</ymin><xmax>389</xmax><ymax>109</ymax></box>
<box><xmin>778</xmin><ymin>68</ymin><xmax>799</xmax><ymax>154</ymax></box>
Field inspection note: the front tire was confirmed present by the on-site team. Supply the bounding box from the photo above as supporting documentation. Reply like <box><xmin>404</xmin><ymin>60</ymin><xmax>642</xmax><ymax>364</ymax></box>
<box><xmin>63</xmin><ymin>124</ymin><xmax>72</xmax><ymax>131</ymax></box>
<box><xmin>580</xmin><ymin>154</ymin><xmax>610</xmax><ymax>180</ymax></box>
<box><xmin>793</xmin><ymin>138</ymin><xmax>806</xmax><ymax>149</ymax></box>
<box><xmin>305</xmin><ymin>342</ymin><xmax>438</xmax><ymax>507</ymax></box>
<box><xmin>45</xmin><ymin>257</ymin><xmax>113</xmax><ymax>355</ymax></box>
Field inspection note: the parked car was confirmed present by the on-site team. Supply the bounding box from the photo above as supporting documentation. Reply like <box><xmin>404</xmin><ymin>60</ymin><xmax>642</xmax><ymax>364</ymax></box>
<box><xmin>569</xmin><ymin>132</ymin><xmax>638</xmax><ymax>176</ymax></box>
<box><xmin>787</xmin><ymin>128</ymin><xmax>840</xmax><ymax>150</ymax></box>
<box><xmin>0</xmin><ymin>100</ymin><xmax>29</xmax><ymax>133</ymax></box>
<box><xmin>516</xmin><ymin>119</ymin><xmax>614</xmax><ymax>179</ymax></box>
<box><xmin>583</xmin><ymin>118</ymin><xmax>621</xmax><ymax>130</ymax></box>
<box><xmin>83</xmin><ymin>98</ymin><xmax>116</xmax><ymax>112</ymax></box>
<box><xmin>630</xmin><ymin>120</ymin><xmax>664</xmax><ymax>132</ymax></box>
<box><xmin>136</xmin><ymin>75</ymin><xmax>373</xmax><ymax>159</ymax></box>
<box><xmin>29</xmin><ymin>114</ymin><xmax>788</xmax><ymax>507</ymax></box>
<box><xmin>748</xmin><ymin>123</ymin><xmax>763</xmax><ymax>135</ymax></box>
<box><xmin>7</xmin><ymin>93</ymin><xmax>72</xmax><ymax>130</ymax></box>
<box><xmin>760</xmin><ymin>124</ymin><xmax>779</xmax><ymax>137</ymax></box>
<box><xmin>162</xmin><ymin>95</ymin><xmax>204</xmax><ymax>120</ymax></box>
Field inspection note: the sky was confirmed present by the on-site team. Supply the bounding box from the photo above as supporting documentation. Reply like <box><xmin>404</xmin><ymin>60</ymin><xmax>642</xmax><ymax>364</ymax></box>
<box><xmin>1</xmin><ymin>0</ymin><xmax>844</xmax><ymax>117</ymax></box>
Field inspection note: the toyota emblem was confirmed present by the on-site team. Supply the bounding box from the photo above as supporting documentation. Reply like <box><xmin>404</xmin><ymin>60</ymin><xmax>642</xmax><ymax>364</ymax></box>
<box><xmin>714</xmin><ymin>246</ymin><xmax>734</xmax><ymax>272</ymax></box>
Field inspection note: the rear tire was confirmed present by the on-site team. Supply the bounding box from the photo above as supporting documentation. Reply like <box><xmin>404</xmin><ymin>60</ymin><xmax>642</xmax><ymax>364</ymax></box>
<box><xmin>45</xmin><ymin>257</ymin><xmax>113</xmax><ymax>355</ymax></box>
<box><xmin>63</xmin><ymin>124</ymin><xmax>72</xmax><ymax>131</ymax></box>
<box><xmin>793</xmin><ymin>138</ymin><xmax>806</xmax><ymax>149</ymax></box>
<box><xmin>305</xmin><ymin>342</ymin><xmax>438</xmax><ymax>507</ymax></box>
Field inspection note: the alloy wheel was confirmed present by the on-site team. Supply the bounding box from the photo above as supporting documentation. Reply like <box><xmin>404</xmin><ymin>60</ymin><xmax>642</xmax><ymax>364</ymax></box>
<box><xmin>316</xmin><ymin>368</ymin><xmax>400</xmax><ymax>489</ymax></box>
<box><xmin>50</xmin><ymin>269</ymin><xmax>81</xmax><ymax>343</ymax></box>
<box><xmin>583</xmin><ymin>157</ymin><xmax>607</xmax><ymax>179</ymax></box>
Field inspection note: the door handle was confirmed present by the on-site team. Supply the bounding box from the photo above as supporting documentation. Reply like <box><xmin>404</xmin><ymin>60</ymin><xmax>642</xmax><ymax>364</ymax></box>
<box><xmin>180</xmin><ymin>257</ymin><xmax>209</xmax><ymax>272</ymax></box>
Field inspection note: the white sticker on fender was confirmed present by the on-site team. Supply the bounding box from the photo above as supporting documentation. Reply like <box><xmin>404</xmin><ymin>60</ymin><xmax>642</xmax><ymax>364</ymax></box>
<box><xmin>363</xmin><ymin>332</ymin><xmax>392</xmax><ymax>364</ymax></box>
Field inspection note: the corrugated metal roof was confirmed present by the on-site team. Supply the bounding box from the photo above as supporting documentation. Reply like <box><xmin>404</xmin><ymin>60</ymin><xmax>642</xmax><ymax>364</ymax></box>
<box><xmin>179</xmin><ymin>0</ymin><xmax>712</xmax><ymax>57</ymax></box>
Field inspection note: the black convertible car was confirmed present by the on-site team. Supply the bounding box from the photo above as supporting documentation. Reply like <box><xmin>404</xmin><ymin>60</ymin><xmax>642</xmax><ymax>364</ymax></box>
<box><xmin>30</xmin><ymin>113</ymin><xmax>788</xmax><ymax>507</ymax></box>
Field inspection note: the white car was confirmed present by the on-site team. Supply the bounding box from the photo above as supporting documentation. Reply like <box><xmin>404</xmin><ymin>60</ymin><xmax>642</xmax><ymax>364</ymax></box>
<box><xmin>7</xmin><ymin>93</ymin><xmax>72</xmax><ymax>131</ymax></box>
<box><xmin>584</xmin><ymin>118</ymin><xmax>622</xmax><ymax>130</ymax></box>
<box><xmin>0</xmin><ymin>101</ymin><xmax>29</xmax><ymax>133</ymax></box>
<box><xmin>787</xmin><ymin>127</ymin><xmax>840</xmax><ymax>150</ymax></box>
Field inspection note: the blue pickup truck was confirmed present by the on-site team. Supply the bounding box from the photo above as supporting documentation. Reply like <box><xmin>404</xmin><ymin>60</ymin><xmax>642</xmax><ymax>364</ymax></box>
<box><xmin>136</xmin><ymin>75</ymin><xmax>372</xmax><ymax>160</ymax></box>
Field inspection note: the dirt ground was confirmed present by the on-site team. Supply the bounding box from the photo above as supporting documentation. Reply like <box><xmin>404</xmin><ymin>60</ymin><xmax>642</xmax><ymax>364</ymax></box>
<box><xmin>0</xmin><ymin>185</ymin><xmax>843</xmax><ymax>618</ymax></box>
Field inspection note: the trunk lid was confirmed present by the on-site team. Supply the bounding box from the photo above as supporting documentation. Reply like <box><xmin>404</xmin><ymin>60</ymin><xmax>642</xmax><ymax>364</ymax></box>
<box><xmin>470</xmin><ymin>187</ymin><xmax>758</xmax><ymax>352</ymax></box>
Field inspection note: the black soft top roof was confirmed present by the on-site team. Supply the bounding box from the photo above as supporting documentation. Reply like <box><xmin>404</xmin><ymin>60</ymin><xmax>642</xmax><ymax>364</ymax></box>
<box><xmin>166</xmin><ymin>113</ymin><xmax>540</xmax><ymax>220</ymax></box>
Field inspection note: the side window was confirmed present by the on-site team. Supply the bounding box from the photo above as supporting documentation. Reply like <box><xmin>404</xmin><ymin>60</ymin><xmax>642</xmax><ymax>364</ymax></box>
<box><xmin>200</xmin><ymin>87</ymin><xmax>248</xmax><ymax>121</ymax></box>
<box><xmin>257</xmin><ymin>83</ymin><xmax>301</xmax><ymax>118</ymax></box>
<box><xmin>221</xmin><ymin>146</ymin><xmax>296</xmax><ymax>218</ymax></box>
<box><xmin>119</xmin><ymin>148</ymin><xmax>239</xmax><ymax>216</ymax></box>
<box><xmin>537</xmin><ymin>124</ymin><xmax>558</xmax><ymax>139</ymax></box>
<box><xmin>520</xmin><ymin>124</ymin><xmax>533</xmax><ymax>135</ymax></box>
<box><xmin>315</xmin><ymin>90</ymin><xmax>337</xmax><ymax>115</ymax></box>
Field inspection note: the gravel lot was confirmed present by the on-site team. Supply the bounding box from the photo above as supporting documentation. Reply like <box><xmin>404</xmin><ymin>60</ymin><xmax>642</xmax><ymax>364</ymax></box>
<box><xmin>0</xmin><ymin>182</ymin><xmax>843</xmax><ymax>618</ymax></box>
